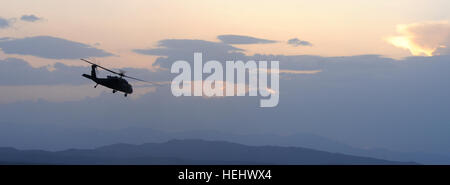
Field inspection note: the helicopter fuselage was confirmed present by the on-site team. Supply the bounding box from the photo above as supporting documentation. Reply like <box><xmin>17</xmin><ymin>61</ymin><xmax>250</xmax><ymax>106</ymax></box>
<box><xmin>82</xmin><ymin>74</ymin><xmax>133</xmax><ymax>94</ymax></box>
<box><xmin>80</xmin><ymin>60</ymin><xmax>148</xmax><ymax>96</ymax></box>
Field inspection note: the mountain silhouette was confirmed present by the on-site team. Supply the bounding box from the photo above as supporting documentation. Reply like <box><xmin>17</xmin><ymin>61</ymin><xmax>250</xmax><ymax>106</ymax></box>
<box><xmin>1</xmin><ymin>125</ymin><xmax>445</xmax><ymax>164</ymax></box>
<box><xmin>0</xmin><ymin>139</ymin><xmax>417</xmax><ymax>165</ymax></box>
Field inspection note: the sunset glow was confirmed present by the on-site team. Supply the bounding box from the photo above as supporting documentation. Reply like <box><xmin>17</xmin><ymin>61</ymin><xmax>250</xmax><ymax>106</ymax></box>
<box><xmin>386</xmin><ymin>36</ymin><xmax>435</xmax><ymax>56</ymax></box>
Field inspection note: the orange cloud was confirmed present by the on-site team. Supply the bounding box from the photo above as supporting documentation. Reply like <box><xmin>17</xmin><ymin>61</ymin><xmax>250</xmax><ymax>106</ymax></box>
<box><xmin>386</xmin><ymin>21</ymin><xmax>450</xmax><ymax>56</ymax></box>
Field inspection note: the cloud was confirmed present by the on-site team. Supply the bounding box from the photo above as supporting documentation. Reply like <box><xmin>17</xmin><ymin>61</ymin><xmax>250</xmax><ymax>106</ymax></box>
<box><xmin>0</xmin><ymin>57</ymin><xmax>161</xmax><ymax>102</ymax></box>
<box><xmin>0</xmin><ymin>84</ymin><xmax>108</xmax><ymax>103</ymax></box>
<box><xmin>0</xmin><ymin>15</ymin><xmax>42</xmax><ymax>29</ymax></box>
<box><xmin>0</xmin><ymin>58</ymin><xmax>87</xmax><ymax>85</ymax></box>
<box><xmin>386</xmin><ymin>21</ymin><xmax>450</xmax><ymax>56</ymax></box>
<box><xmin>287</xmin><ymin>38</ymin><xmax>312</xmax><ymax>47</ymax></box>
<box><xmin>20</xmin><ymin>14</ymin><xmax>43</xmax><ymax>22</ymax></box>
<box><xmin>134</xmin><ymin>39</ymin><xmax>243</xmax><ymax>56</ymax></box>
<box><xmin>134</xmin><ymin>38</ymin><xmax>322</xmax><ymax>73</ymax></box>
<box><xmin>0</xmin><ymin>84</ymin><xmax>156</xmax><ymax>104</ymax></box>
<box><xmin>0</xmin><ymin>17</ymin><xmax>13</xmax><ymax>29</ymax></box>
<box><xmin>134</xmin><ymin>39</ymin><xmax>246</xmax><ymax>68</ymax></box>
<box><xmin>0</xmin><ymin>57</ymin><xmax>170</xmax><ymax>86</ymax></box>
<box><xmin>0</xmin><ymin>36</ymin><xmax>113</xmax><ymax>59</ymax></box>
<box><xmin>217</xmin><ymin>34</ymin><xmax>277</xmax><ymax>44</ymax></box>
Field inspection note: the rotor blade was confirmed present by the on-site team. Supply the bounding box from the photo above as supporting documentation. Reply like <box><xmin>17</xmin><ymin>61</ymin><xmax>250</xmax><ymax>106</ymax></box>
<box><xmin>122</xmin><ymin>74</ymin><xmax>149</xmax><ymax>82</ymax></box>
<box><xmin>80</xmin><ymin>58</ymin><xmax>121</xmax><ymax>75</ymax></box>
<box><xmin>123</xmin><ymin>75</ymin><xmax>167</xmax><ymax>86</ymax></box>
<box><xmin>81</xmin><ymin>58</ymin><xmax>163</xmax><ymax>85</ymax></box>
<box><xmin>124</xmin><ymin>75</ymin><xmax>167</xmax><ymax>86</ymax></box>
<box><xmin>132</xmin><ymin>80</ymin><xmax>168</xmax><ymax>87</ymax></box>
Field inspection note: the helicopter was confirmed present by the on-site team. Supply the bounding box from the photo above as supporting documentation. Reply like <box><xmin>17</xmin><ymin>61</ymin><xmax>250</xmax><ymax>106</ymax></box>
<box><xmin>81</xmin><ymin>58</ymin><xmax>152</xmax><ymax>97</ymax></box>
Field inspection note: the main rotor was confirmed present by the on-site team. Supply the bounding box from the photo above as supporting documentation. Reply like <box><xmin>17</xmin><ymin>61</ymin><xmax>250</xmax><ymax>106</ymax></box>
<box><xmin>81</xmin><ymin>58</ymin><xmax>148</xmax><ymax>82</ymax></box>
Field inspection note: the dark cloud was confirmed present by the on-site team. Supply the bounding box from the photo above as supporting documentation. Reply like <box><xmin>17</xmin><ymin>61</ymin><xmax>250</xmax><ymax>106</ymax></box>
<box><xmin>0</xmin><ymin>36</ymin><xmax>113</xmax><ymax>59</ymax></box>
<box><xmin>217</xmin><ymin>34</ymin><xmax>277</xmax><ymax>44</ymax></box>
<box><xmin>0</xmin><ymin>15</ymin><xmax>42</xmax><ymax>29</ymax></box>
<box><xmin>20</xmin><ymin>14</ymin><xmax>42</xmax><ymax>22</ymax></box>
<box><xmin>0</xmin><ymin>57</ymin><xmax>170</xmax><ymax>86</ymax></box>
<box><xmin>135</xmin><ymin>38</ymin><xmax>319</xmax><ymax>71</ymax></box>
<box><xmin>134</xmin><ymin>39</ymin><xmax>243</xmax><ymax>56</ymax></box>
<box><xmin>134</xmin><ymin>39</ymin><xmax>246</xmax><ymax>68</ymax></box>
<box><xmin>287</xmin><ymin>38</ymin><xmax>312</xmax><ymax>47</ymax></box>
<box><xmin>0</xmin><ymin>58</ymin><xmax>89</xmax><ymax>85</ymax></box>
<box><xmin>0</xmin><ymin>17</ymin><xmax>12</xmax><ymax>29</ymax></box>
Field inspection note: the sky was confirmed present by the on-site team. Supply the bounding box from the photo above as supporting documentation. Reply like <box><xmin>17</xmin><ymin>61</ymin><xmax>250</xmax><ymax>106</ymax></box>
<box><xmin>1</xmin><ymin>0</ymin><xmax>450</xmax><ymax>162</ymax></box>
<box><xmin>1</xmin><ymin>0</ymin><xmax>450</xmax><ymax>68</ymax></box>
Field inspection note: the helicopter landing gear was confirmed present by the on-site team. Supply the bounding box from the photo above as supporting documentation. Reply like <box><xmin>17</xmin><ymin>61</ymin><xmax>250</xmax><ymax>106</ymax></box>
<box><xmin>124</xmin><ymin>93</ymin><xmax>128</xmax><ymax>97</ymax></box>
<box><xmin>112</xmin><ymin>90</ymin><xmax>116</xmax><ymax>93</ymax></box>
<box><xmin>94</xmin><ymin>84</ymin><xmax>98</xmax><ymax>88</ymax></box>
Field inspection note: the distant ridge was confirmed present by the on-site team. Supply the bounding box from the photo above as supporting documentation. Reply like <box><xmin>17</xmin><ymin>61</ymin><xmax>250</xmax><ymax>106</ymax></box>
<box><xmin>0</xmin><ymin>139</ymin><xmax>417</xmax><ymax>165</ymax></box>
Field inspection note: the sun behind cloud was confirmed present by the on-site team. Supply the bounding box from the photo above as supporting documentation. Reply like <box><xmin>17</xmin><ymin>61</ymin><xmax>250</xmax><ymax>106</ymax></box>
<box><xmin>387</xmin><ymin>35</ymin><xmax>435</xmax><ymax>56</ymax></box>
<box><xmin>386</xmin><ymin>21</ymin><xmax>450</xmax><ymax>56</ymax></box>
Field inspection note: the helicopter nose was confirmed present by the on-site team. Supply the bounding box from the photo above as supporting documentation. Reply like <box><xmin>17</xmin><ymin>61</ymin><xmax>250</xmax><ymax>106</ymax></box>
<box><xmin>128</xmin><ymin>84</ymin><xmax>133</xmax><ymax>94</ymax></box>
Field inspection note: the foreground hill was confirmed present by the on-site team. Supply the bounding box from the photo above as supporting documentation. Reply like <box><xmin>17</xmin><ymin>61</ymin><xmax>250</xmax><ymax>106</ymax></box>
<box><xmin>0</xmin><ymin>139</ymin><xmax>417</xmax><ymax>165</ymax></box>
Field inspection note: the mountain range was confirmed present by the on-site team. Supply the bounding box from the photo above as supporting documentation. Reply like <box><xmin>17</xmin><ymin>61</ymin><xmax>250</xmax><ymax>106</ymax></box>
<box><xmin>0</xmin><ymin>124</ymin><xmax>448</xmax><ymax>164</ymax></box>
<box><xmin>0</xmin><ymin>139</ymin><xmax>416</xmax><ymax>165</ymax></box>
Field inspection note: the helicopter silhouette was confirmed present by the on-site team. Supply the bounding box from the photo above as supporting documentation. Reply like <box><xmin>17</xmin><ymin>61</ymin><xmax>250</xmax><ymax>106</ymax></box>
<box><xmin>81</xmin><ymin>58</ymin><xmax>153</xmax><ymax>97</ymax></box>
